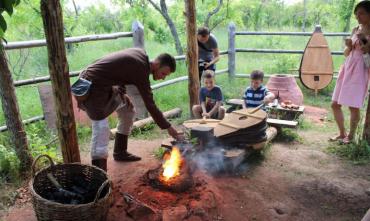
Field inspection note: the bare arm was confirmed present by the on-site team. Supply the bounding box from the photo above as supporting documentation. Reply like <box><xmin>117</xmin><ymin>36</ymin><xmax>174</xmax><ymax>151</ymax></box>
<box><xmin>208</xmin><ymin>48</ymin><xmax>220</xmax><ymax>66</ymax></box>
<box><xmin>263</xmin><ymin>92</ymin><xmax>275</xmax><ymax>104</ymax></box>
<box><xmin>201</xmin><ymin>102</ymin><xmax>207</xmax><ymax>114</ymax></box>
<box><xmin>208</xmin><ymin>101</ymin><xmax>221</xmax><ymax>116</ymax></box>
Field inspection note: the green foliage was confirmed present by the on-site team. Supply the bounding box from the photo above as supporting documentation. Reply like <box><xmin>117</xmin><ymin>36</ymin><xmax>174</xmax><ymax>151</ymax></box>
<box><xmin>327</xmin><ymin>140</ymin><xmax>370</xmax><ymax>164</ymax></box>
<box><xmin>0</xmin><ymin>144</ymin><xmax>19</xmax><ymax>182</ymax></box>
<box><xmin>0</xmin><ymin>0</ymin><xmax>21</xmax><ymax>37</ymax></box>
<box><xmin>275</xmin><ymin>128</ymin><xmax>303</xmax><ymax>143</ymax></box>
<box><xmin>153</xmin><ymin>146</ymin><xmax>166</xmax><ymax>159</ymax></box>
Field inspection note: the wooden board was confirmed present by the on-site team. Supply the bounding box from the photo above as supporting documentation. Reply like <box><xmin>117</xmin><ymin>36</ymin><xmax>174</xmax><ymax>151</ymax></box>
<box><xmin>183</xmin><ymin>120</ymin><xmax>220</xmax><ymax>129</ymax></box>
<box><xmin>214</xmin><ymin>108</ymin><xmax>267</xmax><ymax>137</ymax></box>
<box><xmin>299</xmin><ymin>26</ymin><xmax>333</xmax><ymax>90</ymax></box>
<box><xmin>266</xmin><ymin>118</ymin><xmax>298</xmax><ymax>128</ymax></box>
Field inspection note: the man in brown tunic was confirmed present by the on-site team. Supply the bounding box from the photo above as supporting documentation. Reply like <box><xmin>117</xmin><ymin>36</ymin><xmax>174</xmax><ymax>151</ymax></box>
<box><xmin>80</xmin><ymin>48</ymin><xmax>180</xmax><ymax>171</ymax></box>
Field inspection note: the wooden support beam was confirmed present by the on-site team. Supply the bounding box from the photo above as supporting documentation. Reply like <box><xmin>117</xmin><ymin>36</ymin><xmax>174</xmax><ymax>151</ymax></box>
<box><xmin>0</xmin><ymin>45</ymin><xmax>33</xmax><ymax>173</ymax></box>
<box><xmin>41</xmin><ymin>0</ymin><xmax>80</xmax><ymax>163</ymax></box>
<box><xmin>228</xmin><ymin>22</ymin><xmax>236</xmax><ymax>78</ymax></box>
<box><xmin>185</xmin><ymin>0</ymin><xmax>199</xmax><ymax>116</ymax></box>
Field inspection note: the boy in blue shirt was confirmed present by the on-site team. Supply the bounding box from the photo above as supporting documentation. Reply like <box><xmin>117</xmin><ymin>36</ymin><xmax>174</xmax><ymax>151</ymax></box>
<box><xmin>242</xmin><ymin>70</ymin><xmax>275</xmax><ymax>109</ymax></box>
<box><xmin>192</xmin><ymin>70</ymin><xmax>225</xmax><ymax>119</ymax></box>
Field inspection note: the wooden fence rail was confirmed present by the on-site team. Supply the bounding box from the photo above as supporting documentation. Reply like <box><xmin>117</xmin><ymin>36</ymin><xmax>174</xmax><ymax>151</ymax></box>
<box><xmin>3</xmin><ymin>32</ymin><xmax>133</xmax><ymax>50</ymax></box>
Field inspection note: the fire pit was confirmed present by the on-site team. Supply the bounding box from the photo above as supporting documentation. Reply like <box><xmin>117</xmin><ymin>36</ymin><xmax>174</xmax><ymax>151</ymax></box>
<box><xmin>145</xmin><ymin>147</ymin><xmax>194</xmax><ymax>193</ymax></box>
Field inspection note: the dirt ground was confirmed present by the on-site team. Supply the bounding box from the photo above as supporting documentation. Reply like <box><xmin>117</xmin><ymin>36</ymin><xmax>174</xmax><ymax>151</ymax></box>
<box><xmin>2</xmin><ymin>106</ymin><xmax>370</xmax><ymax>221</ymax></box>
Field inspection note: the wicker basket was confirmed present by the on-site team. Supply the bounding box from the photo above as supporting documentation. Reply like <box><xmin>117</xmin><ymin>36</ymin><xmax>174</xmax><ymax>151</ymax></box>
<box><xmin>30</xmin><ymin>155</ymin><xmax>112</xmax><ymax>221</ymax></box>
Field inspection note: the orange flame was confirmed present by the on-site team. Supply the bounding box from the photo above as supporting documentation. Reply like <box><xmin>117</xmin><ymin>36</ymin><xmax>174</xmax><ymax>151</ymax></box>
<box><xmin>162</xmin><ymin>147</ymin><xmax>182</xmax><ymax>181</ymax></box>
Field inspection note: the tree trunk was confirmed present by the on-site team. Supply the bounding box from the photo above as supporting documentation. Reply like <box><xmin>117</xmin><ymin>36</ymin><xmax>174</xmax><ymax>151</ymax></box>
<box><xmin>0</xmin><ymin>44</ymin><xmax>33</xmax><ymax>174</ymax></box>
<box><xmin>204</xmin><ymin>0</ymin><xmax>223</xmax><ymax>29</ymax></box>
<box><xmin>343</xmin><ymin>0</ymin><xmax>356</xmax><ymax>33</ymax></box>
<box><xmin>185</xmin><ymin>0</ymin><xmax>199</xmax><ymax>116</ymax></box>
<box><xmin>148</xmin><ymin>0</ymin><xmax>183</xmax><ymax>55</ymax></box>
<box><xmin>40</xmin><ymin>0</ymin><xmax>80</xmax><ymax>163</ymax></box>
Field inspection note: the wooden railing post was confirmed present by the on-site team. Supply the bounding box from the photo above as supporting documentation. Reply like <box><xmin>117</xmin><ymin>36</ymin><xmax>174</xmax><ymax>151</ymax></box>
<box><xmin>185</xmin><ymin>0</ymin><xmax>199</xmax><ymax>117</ymax></box>
<box><xmin>130</xmin><ymin>21</ymin><xmax>148</xmax><ymax>119</ymax></box>
<box><xmin>41</xmin><ymin>0</ymin><xmax>80</xmax><ymax>163</ymax></box>
<box><xmin>228</xmin><ymin>22</ymin><xmax>236</xmax><ymax>78</ymax></box>
<box><xmin>132</xmin><ymin>20</ymin><xmax>145</xmax><ymax>48</ymax></box>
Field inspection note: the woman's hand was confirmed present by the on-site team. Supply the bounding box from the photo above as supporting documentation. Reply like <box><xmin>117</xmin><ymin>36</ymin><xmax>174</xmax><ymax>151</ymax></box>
<box><xmin>345</xmin><ymin>38</ymin><xmax>352</xmax><ymax>48</ymax></box>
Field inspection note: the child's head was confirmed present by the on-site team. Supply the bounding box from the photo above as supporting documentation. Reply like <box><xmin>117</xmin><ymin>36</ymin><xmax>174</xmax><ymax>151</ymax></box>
<box><xmin>355</xmin><ymin>1</ymin><xmax>370</xmax><ymax>25</ymax></box>
<box><xmin>202</xmin><ymin>70</ymin><xmax>216</xmax><ymax>90</ymax></box>
<box><xmin>250</xmin><ymin>70</ymin><xmax>264</xmax><ymax>89</ymax></box>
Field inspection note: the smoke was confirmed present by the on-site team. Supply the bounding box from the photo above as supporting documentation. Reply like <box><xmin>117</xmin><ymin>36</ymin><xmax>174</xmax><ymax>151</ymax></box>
<box><xmin>183</xmin><ymin>137</ymin><xmax>251</xmax><ymax>175</ymax></box>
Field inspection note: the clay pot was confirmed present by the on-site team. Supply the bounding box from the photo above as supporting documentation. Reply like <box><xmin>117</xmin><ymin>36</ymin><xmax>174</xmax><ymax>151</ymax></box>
<box><xmin>266</xmin><ymin>74</ymin><xmax>304</xmax><ymax>105</ymax></box>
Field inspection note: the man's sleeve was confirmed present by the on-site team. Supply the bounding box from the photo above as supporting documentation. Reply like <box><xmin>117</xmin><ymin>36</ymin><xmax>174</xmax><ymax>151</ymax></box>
<box><xmin>136</xmin><ymin>82</ymin><xmax>171</xmax><ymax>129</ymax></box>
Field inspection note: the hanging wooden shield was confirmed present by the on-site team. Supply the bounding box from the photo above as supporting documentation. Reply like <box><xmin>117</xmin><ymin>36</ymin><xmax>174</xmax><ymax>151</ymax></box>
<box><xmin>299</xmin><ymin>26</ymin><xmax>333</xmax><ymax>91</ymax></box>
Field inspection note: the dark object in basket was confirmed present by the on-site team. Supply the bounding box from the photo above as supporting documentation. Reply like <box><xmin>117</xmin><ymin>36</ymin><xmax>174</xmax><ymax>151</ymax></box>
<box><xmin>30</xmin><ymin>155</ymin><xmax>112</xmax><ymax>221</ymax></box>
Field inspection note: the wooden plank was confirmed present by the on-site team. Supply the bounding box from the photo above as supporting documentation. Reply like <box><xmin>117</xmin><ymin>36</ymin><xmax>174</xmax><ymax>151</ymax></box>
<box><xmin>267</xmin><ymin>118</ymin><xmax>298</xmax><ymax>128</ymax></box>
<box><xmin>226</xmin><ymin>98</ymin><xmax>244</xmax><ymax>106</ymax></box>
<box><xmin>233</xmin><ymin>110</ymin><xmax>266</xmax><ymax>120</ymax></box>
<box><xmin>219</xmin><ymin>122</ymin><xmax>241</xmax><ymax>129</ymax></box>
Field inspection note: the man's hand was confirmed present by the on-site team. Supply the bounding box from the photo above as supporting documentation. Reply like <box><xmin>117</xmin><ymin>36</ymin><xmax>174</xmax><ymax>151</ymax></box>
<box><xmin>121</xmin><ymin>94</ymin><xmax>134</xmax><ymax>109</ymax></box>
<box><xmin>204</xmin><ymin>62</ymin><xmax>210</xmax><ymax>69</ymax></box>
<box><xmin>167</xmin><ymin>126</ymin><xmax>184</xmax><ymax>141</ymax></box>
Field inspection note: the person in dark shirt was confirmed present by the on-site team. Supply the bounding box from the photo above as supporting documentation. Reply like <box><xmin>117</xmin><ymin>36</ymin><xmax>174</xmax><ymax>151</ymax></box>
<box><xmin>242</xmin><ymin>70</ymin><xmax>275</xmax><ymax>109</ymax></box>
<box><xmin>192</xmin><ymin>70</ymin><xmax>225</xmax><ymax>119</ymax></box>
<box><xmin>197</xmin><ymin>27</ymin><xmax>220</xmax><ymax>81</ymax></box>
<box><xmin>77</xmin><ymin>48</ymin><xmax>182</xmax><ymax>171</ymax></box>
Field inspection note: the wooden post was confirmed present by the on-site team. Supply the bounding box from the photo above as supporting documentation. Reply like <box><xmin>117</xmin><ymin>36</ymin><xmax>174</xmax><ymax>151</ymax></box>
<box><xmin>40</xmin><ymin>0</ymin><xmax>80</xmax><ymax>163</ymax></box>
<box><xmin>132</xmin><ymin>21</ymin><xmax>145</xmax><ymax>48</ymax></box>
<box><xmin>185</xmin><ymin>0</ymin><xmax>199</xmax><ymax>116</ymax></box>
<box><xmin>363</xmin><ymin>91</ymin><xmax>370</xmax><ymax>143</ymax></box>
<box><xmin>228</xmin><ymin>22</ymin><xmax>236</xmax><ymax>78</ymax></box>
<box><xmin>130</xmin><ymin>20</ymin><xmax>148</xmax><ymax>119</ymax></box>
<box><xmin>0</xmin><ymin>45</ymin><xmax>33</xmax><ymax>173</ymax></box>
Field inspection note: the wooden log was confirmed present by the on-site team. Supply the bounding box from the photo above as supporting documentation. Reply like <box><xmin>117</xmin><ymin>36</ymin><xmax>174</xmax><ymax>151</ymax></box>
<box><xmin>0</xmin><ymin>45</ymin><xmax>33</xmax><ymax>173</ymax></box>
<box><xmin>110</xmin><ymin>108</ymin><xmax>182</xmax><ymax>136</ymax></box>
<box><xmin>252</xmin><ymin>126</ymin><xmax>278</xmax><ymax>150</ymax></box>
<box><xmin>41</xmin><ymin>0</ymin><xmax>80</xmax><ymax>163</ymax></box>
<box><xmin>185</xmin><ymin>0</ymin><xmax>199</xmax><ymax>116</ymax></box>
<box><xmin>228</xmin><ymin>22</ymin><xmax>236</xmax><ymax>78</ymax></box>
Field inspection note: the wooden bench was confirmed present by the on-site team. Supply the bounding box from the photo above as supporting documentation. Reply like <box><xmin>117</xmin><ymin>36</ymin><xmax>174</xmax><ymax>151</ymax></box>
<box><xmin>226</xmin><ymin>99</ymin><xmax>303</xmax><ymax>128</ymax></box>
